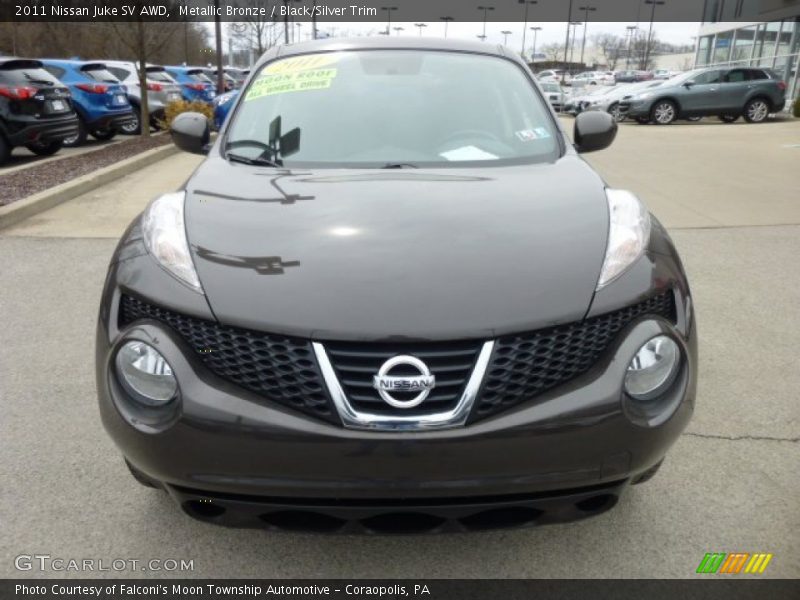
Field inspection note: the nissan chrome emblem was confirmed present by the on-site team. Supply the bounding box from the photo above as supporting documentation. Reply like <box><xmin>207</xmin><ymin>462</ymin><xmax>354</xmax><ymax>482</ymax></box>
<box><xmin>372</xmin><ymin>355</ymin><xmax>436</xmax><ymax>409</ymax></box>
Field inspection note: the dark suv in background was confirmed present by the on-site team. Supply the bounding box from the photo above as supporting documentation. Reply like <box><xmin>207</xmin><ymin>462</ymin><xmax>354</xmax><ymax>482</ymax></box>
<box><xmin>0</xmin><ymin>58</ymin><xmax>78</xmax><ymax>164</ymax></box>
<box><xmin>619</xmin><ymin>67</ymin><xmax>787</xmax><ymax>124</ymax></box>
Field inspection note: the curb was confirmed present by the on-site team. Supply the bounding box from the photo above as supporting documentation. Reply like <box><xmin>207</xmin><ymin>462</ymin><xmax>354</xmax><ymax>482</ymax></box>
<box><xmin>0</xmin><ymin>142</ymin><xmax>179</xmax><ymax>231</ymax></box>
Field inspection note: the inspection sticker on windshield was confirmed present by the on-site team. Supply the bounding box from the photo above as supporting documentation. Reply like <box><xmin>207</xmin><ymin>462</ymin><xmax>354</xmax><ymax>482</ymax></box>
<box><xmin>516</xmin><ymin>128</ymin><xmax>551</xmax><ymax>142</ymax></box>
<box><xmin>245</xmin><ymin>68</ymin><xmax>338</xmax><ymax>101</ymax></box>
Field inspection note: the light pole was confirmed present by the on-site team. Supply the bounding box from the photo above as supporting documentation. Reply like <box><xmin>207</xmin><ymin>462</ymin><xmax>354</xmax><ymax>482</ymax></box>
<box><xmin>393</xmin><ymin>26</ymin><xmax>404</xmax><ymax>36</ymax></box>
<box><xmin>519</xmin><ymin>1</ymin><xmax>538</xmax><ymax>58</ymax></box>
<box><xmin>578</xmin><ymin>5</ymin><xmax>596</xmax><ymax>67</ymax></box>
<box><xmin>644</xmin><ymin>0</ymin><xmax>665</xmax><ymax>70</ymax></box>
<box><xmin>414</xmin><ymin>23</ymin><xmax>428</xmax><ymax>36</ymax></box>
<box><xmin>296</xmin><ymin>22</ymin><xmax>303</xmax><ymax>42</ymax></box>
<box><xmin>563</xmin><ymin>0</ymin><xmax>574</xmax><ymax>81</ymax></box>
<box><xmin>530</xmin><ymin>26</ymin><xmax>542</xmax><ymax>63</ymax></box>
<box><xmin>626</xmin><ymin>25</ymin><xmax>638</xmax><ymax>69</ymax></box>
<box><xmin>501</xmin><ymin>30</ymin><xmax>513</xmax><ymax>46</ymax></box>
<box><xmin>569</xmin><ymin>22</ymin><xmax>582</xmax><ymax>68</ymax></box>
<box><xmin>381</xmin><ymin>6</ymin><xmax>398</xmax><ymax>36</ymax></box>
<box><xmin>477</xmin><ymin>5</ymin><xmax>495</xmax><ymax>42</ymax></box>
<box><xmin>440</xmin><ymin>16</ymin><xmax>454</xmax><ymax>39</ymax></box>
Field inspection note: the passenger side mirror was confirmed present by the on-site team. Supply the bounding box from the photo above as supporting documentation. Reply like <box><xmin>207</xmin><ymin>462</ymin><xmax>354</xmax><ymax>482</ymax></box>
<box><xmin>683</xmin><ymin>81</ymin><xmax>695</xmax><ymax>88</ymax></box>
<box><xmin>573</xmin><ymin>111</ymin><xmax>617</xmax><ymax>153</ymax></box>
<box><xmin>170</xmin><ymin>112</ymin><xmax>210</xmax><ymax>155</ymax></box>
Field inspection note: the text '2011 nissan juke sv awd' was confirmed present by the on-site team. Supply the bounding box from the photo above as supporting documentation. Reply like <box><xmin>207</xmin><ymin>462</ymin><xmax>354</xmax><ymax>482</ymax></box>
<box><xmin>97</xmin><ymin>38</ymin><xmax>697</xmax><ymax>534</ymax></box>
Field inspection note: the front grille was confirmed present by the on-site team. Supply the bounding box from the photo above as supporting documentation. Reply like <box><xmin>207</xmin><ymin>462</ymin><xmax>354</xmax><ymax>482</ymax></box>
<box><xmin>118</xmin><ymin>295</ymin><xmax>336</xmax><ymax>423</ymax></box>
<box><xmin>472</xmin><ymin>292</ymin><xmax>675</xmax><ymax>421</ymax></box>
<box><xmin>325</xmin><ymin>341</ymin><xmax>483</xmax><ymax>415</ymax></box>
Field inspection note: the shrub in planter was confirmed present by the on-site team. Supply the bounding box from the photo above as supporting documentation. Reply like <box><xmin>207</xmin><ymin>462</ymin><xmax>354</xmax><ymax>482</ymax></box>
<box><xmin>159</xmin><ymin>100</ymin><xmax>214</xmax><ymax>130</ymax></box>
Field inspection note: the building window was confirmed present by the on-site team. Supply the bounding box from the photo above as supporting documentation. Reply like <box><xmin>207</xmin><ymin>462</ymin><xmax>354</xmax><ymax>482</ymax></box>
<box><xmin>731</xmin><ymin>25</ymin><xmax>757</xmax><ymax>63</ymax></box>
<box><xmin>696</xmin><ymin>35</ymin><xmax>713</xmax><ymax>66</ymax></box>
<box><xmin>713</xmin><ymin>30</ymin><xmax>734</xmax><ymax>63</ymax></box>
<box><xmin>754</xmin><ymin>21</ymin><xmax>781</xmax><ymax>61</ymax></box>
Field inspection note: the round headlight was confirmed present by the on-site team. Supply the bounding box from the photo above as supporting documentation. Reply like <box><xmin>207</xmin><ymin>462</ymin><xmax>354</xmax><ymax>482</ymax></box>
<box><xmin>116</xmin><ymin>341</ymin><xmax>177</xmax><ymax>406</ymax></box>
<box><xmin>624</xmin><ymin>336</ymin><xmax>680</xmax><ymax>401</ymax></box>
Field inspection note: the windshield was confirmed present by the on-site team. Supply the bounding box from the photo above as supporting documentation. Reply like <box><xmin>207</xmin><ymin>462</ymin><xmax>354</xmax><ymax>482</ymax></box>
<box><xmin>669</xmin><ymin>69</ymin><xmax>706</xmax><ymax>85</ymax></box>
<box><xmin>226</xmin><ymin>50</ymin><xmax>559</xmax><ymax>168</ymax></box>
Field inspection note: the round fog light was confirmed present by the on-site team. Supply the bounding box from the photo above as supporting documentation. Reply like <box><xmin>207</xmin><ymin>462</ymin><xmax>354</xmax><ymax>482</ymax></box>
<box><xmin>116</xmin><ymin>341</ymin><xmax>177</xmax><ymax>405</ymax></box>
<box><xmin>625</xmin><ymin>335</ymin><xmax>680</xmax><ymax>401</ymax></box>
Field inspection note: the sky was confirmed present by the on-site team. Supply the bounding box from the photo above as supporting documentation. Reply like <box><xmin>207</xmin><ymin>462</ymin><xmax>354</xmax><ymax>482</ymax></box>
<box><xmin>262</xmin><ymin>21</ymin><xmax>702</xmax><ymax>50</ymax></box>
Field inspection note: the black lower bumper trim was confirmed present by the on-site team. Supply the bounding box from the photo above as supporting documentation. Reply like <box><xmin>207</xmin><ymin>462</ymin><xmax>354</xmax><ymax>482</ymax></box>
<box><xmin>167</xmin><ymin>480</ymin><xmax>628</xmax><ymax>534</ymax></box>
<box><xmin>6</xmin><ymin>118</ymin><xmax>79</xmax><ymax>145</ymax></box>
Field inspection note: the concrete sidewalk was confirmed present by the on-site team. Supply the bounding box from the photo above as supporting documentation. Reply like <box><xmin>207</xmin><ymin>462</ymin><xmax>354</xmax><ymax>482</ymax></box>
<box><xmin>3</xmin><ymin>152</ymin><xmax>203</xmax><ymax>239</ymax></box>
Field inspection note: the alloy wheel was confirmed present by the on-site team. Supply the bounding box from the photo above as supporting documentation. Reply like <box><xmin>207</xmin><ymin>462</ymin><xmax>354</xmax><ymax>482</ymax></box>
<box><xmin>746</xmin><ymin>100</ymin><xmax>769</xmax><ymax>123</ymax></box>
<box><xmin>654</xmin><ymin>102</ymin><xmax>676</xmax><ymax>124</ymax></box>
<box><xmin>121</xmin><ymin>113</ymin><xmax>140</xmax><ymax>134</ymax></box>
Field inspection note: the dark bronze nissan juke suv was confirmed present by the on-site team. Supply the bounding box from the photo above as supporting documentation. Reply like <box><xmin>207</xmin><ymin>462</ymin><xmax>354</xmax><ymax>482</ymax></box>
<box><xmin>96</xmin><ymin>38</ymin><xmax>697</xmax><ymax>534</ymax></box>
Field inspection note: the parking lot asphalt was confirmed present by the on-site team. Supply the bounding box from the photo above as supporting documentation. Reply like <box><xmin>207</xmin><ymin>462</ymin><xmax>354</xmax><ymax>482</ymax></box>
<box><xmin>1</xmin><ymin>120</ymin><xmax>798</xmax><ymax>579</ymax></box>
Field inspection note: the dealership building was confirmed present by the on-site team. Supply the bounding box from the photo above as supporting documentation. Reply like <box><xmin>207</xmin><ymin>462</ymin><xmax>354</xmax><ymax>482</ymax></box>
<box><xmin>695</xmin><ymin>0</ymin><xmax>800</xmax><ymax>105</ymax></box>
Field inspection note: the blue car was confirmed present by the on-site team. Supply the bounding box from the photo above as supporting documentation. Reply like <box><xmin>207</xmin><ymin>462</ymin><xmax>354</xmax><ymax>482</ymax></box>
<box><xmin>212</xmin><ymin>89</ymin><xmax>239</xmax><ymax>130</ymax></box>
<box><xmin>40</xmin><ymin>60</ymin><xmax>134</xmax><ymax>146</ymax></box>
<box><xmin>164</xmin><ymin>66</ymin><xmax>216</xmax><ymax>104</ymax></box>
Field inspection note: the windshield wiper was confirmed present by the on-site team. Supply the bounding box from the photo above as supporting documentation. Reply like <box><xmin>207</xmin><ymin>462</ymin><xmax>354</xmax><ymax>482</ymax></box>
<box><xmin>381</xmin><ymin>163</ymin><xmax>419</xmax><ymax>169</ymax></box>
<box><xmin>226</xmin><ymin>152</ymin><xmax>282</xmax><ymax>168</ymax></box>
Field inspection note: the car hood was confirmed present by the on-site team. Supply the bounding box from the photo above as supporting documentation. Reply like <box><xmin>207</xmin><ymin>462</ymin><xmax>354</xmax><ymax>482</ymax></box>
<box><xmin>184</xmin><ymin>155</ymin><xmax>609</xmax><ymax>341</ymax></box>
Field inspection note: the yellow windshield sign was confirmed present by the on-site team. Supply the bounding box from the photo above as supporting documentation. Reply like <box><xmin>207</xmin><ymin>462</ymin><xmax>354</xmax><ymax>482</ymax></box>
<box><xmin>244</xmin><ymin>54</ymin><xmax>340</xmax><ymax>101</ymax></box>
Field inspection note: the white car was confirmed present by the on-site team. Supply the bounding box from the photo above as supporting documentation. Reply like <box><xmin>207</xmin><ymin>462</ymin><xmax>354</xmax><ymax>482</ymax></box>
<box><xmin>653</xmin><ymin>69</ymin><xmax>681</xmax><ymax>80</ymax></box>
<box><xmin>572</xmin><ymin>71</ymin><xmax>616</xmax><ymax>87</ymax></box>
<box><xmin>537</xmin><ymin>69</ymin><xmax>571</xmax><ymax>84</ymax></box>
<box><xmin>103</xmin><ymin>61</ymin><xmax>183</xmax><ymax>134</ymax></box>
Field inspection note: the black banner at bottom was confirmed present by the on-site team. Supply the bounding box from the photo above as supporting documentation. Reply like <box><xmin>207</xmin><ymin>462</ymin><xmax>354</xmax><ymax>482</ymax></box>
<box><xmin>3</xmin><ymin>579</ymin><xmax>800</xmax><ymax>600</ymax></box>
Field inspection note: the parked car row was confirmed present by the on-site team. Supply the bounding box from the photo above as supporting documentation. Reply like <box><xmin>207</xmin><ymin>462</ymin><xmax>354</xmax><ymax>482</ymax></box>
<box><xmin>0</xmin><ymin>57</ymin><xmax>251</xmax><ymax>165</ymax></box>
<box><xmin>540</xmin><ymin>67</ymin><xmax>788</xmax><ymax>126</ymax></box>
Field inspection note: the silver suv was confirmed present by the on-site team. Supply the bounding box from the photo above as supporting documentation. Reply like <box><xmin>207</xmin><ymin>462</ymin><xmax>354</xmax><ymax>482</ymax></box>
<box><xmin>104</xmin><ymin>61</ymin><xmax>183</xmax><ymax>134</ymax></box>
<box><xmin>619</xmin><ymin>67</ymin><xmax>787</xmax><ymax>125</ymax></box>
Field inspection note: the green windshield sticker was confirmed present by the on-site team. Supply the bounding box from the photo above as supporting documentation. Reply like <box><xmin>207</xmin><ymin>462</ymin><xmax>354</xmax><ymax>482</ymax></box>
<box><xmin>245</xmin><ymin>68</ymin><xmax>338</xmax><ymax>101</ymax></box>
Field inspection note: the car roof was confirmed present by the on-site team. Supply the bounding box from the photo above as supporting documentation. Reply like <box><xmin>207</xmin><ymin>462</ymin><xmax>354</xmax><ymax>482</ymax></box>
<box><xmin>40</xmin><ymin>59</ymin><xmax>109</xmax><ymax>69</ymax></box>
<box><xmin>255</xmin><ymin>36</ymin><xmax>512</xmax><ymax>69</ymax></box>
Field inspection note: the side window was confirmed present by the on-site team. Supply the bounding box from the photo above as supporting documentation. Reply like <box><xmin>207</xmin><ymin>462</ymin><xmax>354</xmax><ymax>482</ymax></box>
<box><xmin>725</xmin><ymin>69</ymin><xmax>748</xmax><ymax>83</ymax></box>
<box><xmin>43</xmin><ymin>65</ymin><xmax>66</xmax><ymax>79</ymax></box>
<box><xmin>693</xmin><ymin>70</ymin><xmax>723</xmax><ymax>84</ymax></box>
<box><xmin>748</xmin><ymin>69</ymin><xmax>769</xmax><ymax>80</ymax></box>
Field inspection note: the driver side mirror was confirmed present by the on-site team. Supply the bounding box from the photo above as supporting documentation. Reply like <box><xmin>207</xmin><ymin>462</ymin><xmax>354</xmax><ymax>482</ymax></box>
<box><xmin>683</xmin><ymin>81</ymin><xmax>695</xmax><ymax>88</ymax></box>
<box><xmin>170</xmin><ymin>112</ymin><xmax>210</xmax><ymax>155</ymax></box>
<box><xmin>574</xmin><ymin>111</ymin><xmax>617</xmax><ymax>154</ymax></box>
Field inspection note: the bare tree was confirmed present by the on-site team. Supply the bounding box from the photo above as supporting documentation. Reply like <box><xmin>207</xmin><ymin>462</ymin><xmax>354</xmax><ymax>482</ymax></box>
<box><xmin>227</xmin><ymin>0</ymin><xmax>276</xmax><ymax>59</ymax></box>
<box><xmin>540</xmin><ymin>43</ymin><xmax>566</xmax><ymax>63</ymax></box>
<box><xmin>592</xmin><ymin>33</ymin><xmax>627</xmax><ymax>71</ymax></box>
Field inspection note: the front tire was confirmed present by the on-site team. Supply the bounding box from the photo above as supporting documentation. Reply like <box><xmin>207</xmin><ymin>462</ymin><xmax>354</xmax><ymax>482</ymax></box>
<box><xmin>91</xmin><ymin>128</ymin><xmax>117</xmax><ymax>141</ymax></box>
<box><xmin>743</xmin><ymin>98</ymin><xmax>770</xmax><ymax>123</ymax></box>
<box><xmin>651</xmin><ymin>100</ymin><xmax>678</xmax><ymax>125</ymax></box>
<box><xmin>62</xmin><ymin>117</ymin><xmax>87</xmax><ymax>147</ymax></box>
<box><xmin>25</xmin><ymin>140</ymin><xmax>64</xmax><ymax>156</ymax></box>
<box><xmin>608</xmin><ymin>102</ymin><xmax>626</xmax><ymax>122</ymax></box>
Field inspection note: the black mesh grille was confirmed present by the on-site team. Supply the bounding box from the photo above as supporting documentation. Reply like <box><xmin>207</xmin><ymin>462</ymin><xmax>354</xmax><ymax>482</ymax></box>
<box><xmin>118</xmin><ymin>295</ymin><xmax>337</xmax><ymax>423</ymax></box>
<box><xmin>325</xmin><ymin>341</ymin><xmax>483</xmax><ymax>415</ymax></box>
<box><xmin>472</xmin><ymin>292</ymin><xmax>676</xmax><ymax>421</ymax></box>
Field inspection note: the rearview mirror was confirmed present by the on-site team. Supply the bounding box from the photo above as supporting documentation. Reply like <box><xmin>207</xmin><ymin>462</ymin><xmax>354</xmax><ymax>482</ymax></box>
<box><xmin>573</xmin><ymin>111</ymin><xmax>617</xmax><ymax>153</ymax></box>
<box><xmin>170</xmin><ymin>112</ymin><xmax>210</xmax><ymax>155</ymax></box>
